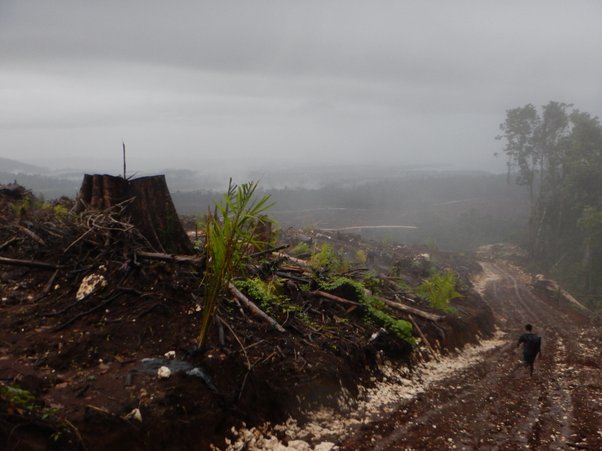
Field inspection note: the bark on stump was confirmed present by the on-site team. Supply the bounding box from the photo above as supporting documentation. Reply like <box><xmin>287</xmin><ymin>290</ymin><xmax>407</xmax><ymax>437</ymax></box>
<box><xmin>75</xmin><ymin>174</ymin><xmax>192</xmax><ymax>254</ymax></box>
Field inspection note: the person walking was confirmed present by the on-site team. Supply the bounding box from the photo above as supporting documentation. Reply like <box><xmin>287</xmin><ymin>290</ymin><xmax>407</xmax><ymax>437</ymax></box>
<box><xmin>517</xmin><ymin>324</ymin><xmax>542</xmax><ymax>376</ymax></box>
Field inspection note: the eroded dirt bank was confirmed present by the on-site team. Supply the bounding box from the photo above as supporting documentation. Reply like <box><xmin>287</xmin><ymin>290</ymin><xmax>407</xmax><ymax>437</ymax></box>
<box><xmin>341</xmin><ymin>260</ymin><xmax>602</xmax><ymax>450</ymax></box>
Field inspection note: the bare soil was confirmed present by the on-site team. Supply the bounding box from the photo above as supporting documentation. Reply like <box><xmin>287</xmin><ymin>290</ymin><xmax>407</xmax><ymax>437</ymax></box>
<box><xmin>340</xmin><ymin>260</ymin><xmax>602</xmax><ymax>450</ymax></box>
<box><xmin>0</xmin><ymin>188</ymin><xmax>494</xmax><ymax>450</ymax></box>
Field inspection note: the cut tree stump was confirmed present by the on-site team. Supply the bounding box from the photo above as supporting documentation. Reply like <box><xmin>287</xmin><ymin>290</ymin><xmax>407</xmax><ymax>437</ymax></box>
<box><xmin>74</xmin><ymin>174</ymin><xmax>192</xmax><ymax>254</ymax></box>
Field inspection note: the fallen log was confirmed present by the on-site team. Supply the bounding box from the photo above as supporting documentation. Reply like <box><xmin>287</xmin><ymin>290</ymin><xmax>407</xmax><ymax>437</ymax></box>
<box><xmin>136</xmin><ymin>251</ymin><xmax>202</xmax><ymax>264</ymax></box>
<box><xmin>311</xmin><ymin>290</ymin><xmax>362</xmax><ymax>306</ymax></box>
<box><xmin>274</xmin><ymin>271</ymin><xmax>312</xmax><ymax>284</ymax></box>
<box><xmin>228</xmin><ymin>283</ymin><xmax>286</xmax><ymax>333</ymax></box>
<box><xmin>250</xmin><ymin>244</ymin><xmax>289</xmax><ymax>259</ymax></box>
<box><xmin>376</xmin><ymin>296</ymin><xmax>443</xmax><ymax>322</ymax></box>
<box><xmin>272</xmin><ymin>252</ymin><xmax>309</xmax><ymax>267</ymax></box>
<box><xmin>0</xmin><ymin>256</ymin><xmax>59</xmax><ymax>270</ymax></box>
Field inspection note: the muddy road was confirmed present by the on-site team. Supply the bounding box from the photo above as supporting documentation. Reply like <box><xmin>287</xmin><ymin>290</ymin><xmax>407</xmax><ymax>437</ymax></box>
<box><xmin>341</xmin><ymin>261</ymin><xmax>602</xmax><ymax>450</ymax></box>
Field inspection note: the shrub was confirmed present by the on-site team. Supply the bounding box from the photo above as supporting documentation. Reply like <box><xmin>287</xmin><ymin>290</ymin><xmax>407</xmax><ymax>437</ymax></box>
<box><xmin>310</xmin><ymin>244</ymin><xmax>347</xmax><ymax>273</ymax></box>
<box><xmin>354</xmin><ymin>249</ymin><xmax>367</xmax><ymax>265</ymax></box>
<box><xmin>53</xmin><ymin>204</ymin><xmax>69</xmax><ymax>220</ymax></box>
<box><xmin>235</xmin><ymin>277</ymin><xmax>286</xmax><ymax>313</ymax></box>
<box><xmin>290</xmin><ymin>242</ymin><xmax>311</xmax><ymax>257</ymax></box>
<box><xmin>416</xmin><ymin>271</ymin><xmax>462</xmax><ymax>313</ymax></box>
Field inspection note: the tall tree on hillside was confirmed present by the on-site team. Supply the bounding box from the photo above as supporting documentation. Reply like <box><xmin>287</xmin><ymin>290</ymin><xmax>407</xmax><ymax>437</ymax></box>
<box><xmin>496</xmin><ymin>104</ymin><xmax>539</xmax><ymax>202</ymax></box>
<box><xmin>579</xmin><ymin>207</ymin><xmax>602</xmax><ymax>293</ymax></box>
<box><xmin>532</xmin><ymin>101</ymin><xmax>571</xmax><ymax>259</ymax></box>
<box><xmin>497</xmin><ymin>104</ymin><xmax>540</xmax><ymax>255</ymax></box>
<box><xmin>497</xmin><ymin>102</ymin><xmax>602</xmax><ymax>307</ymax></box>
<box><xmin>568</xmin><ymin>112</ymin><xmax>602</xmax><ymax>295</ymax></box>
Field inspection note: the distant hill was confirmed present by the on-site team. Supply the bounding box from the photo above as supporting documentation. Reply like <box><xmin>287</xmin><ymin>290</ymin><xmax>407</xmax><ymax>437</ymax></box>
<box><xmin>0</xmin><ymin>157</ymin><xmax>48</xmax><ymax>174</ymax></box>
<box><xmin>0</xmin><ymin>157</ymin><xmax>77</xmax><ymax>198</ymax></box>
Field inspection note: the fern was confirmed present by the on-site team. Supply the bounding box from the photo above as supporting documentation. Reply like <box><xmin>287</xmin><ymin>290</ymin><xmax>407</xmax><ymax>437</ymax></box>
<box><xmin>310</xmin><ymin>244</ymin><xmax>347</xmax><ymax>272</ymax></box>
<box><xmin>416</xmin><ymin>271</ymin><xmax>462</xmax><ymax>313</ymax></box>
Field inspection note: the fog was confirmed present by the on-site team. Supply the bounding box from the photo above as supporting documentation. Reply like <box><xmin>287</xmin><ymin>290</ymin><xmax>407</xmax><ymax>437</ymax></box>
<box><xmin>1</xmin><ymin>1</ymin><xmax>602</xmax><ymax>175</ymax></box>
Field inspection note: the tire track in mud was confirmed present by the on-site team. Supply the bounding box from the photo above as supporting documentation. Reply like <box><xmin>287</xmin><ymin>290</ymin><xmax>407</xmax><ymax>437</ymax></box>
<box><xmin>342</xmin><ymin>260</ymin><xmax>593</xmax><ymax>450</ymax></box>
<box><xmin>488</xmin><ymin>262</ymin><xmax>579</xmax><ymax>447</ymax></box>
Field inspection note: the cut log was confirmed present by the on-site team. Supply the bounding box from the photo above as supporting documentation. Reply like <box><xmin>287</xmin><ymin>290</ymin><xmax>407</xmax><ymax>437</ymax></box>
<box><xmin>136</xmin><ymin>251</ymin><xmax>202</xmax><ymax>264</ymax></box>
<box><xmin>376</xmin><ymin>296</ymin><xmax>443</xmax><ymax>322</ymax></box>
<box><xmin>272</xmin><ymin>252</ymin><xmax>309</xmax><ymax>267</ymax></box>
<box><xmin>228</xmin><ymin>283</ymin><xmax>286</xmax><ymax>333</ymax></box>
<box><xmin>312</xmin><ymin>290</ymin><xmax>362</xmax><ymax>306</ymax></box>
<box><xmin>74</xmin><ymin>174</ymin><xmax>192</xmax><ymax>254</ymax></box>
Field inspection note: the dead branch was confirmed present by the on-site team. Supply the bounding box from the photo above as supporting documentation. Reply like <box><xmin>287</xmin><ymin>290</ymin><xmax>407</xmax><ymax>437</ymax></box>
<box><xmin>0</xmin><ymin>237</ymin><xmax>18</xmax><ymax>251</ymax></box>
<box><xmin>0</xmin><ymin>256</ymin><xmax>59</xmax><ymax>270</ymax></box>
<box><xmin>279</xmin><ymin>265</ymin><xmax>308</xmax><ymax>273</ymax></box>
<box><xmin>249</xmin><ymin>244</ymin><xmax>289</xmax><ymax>259</ymax></box>
<box><xmin>136</xmin><ymin>251</ymin><xmax>202</xmax><ymax>264</ymax></box>
<box><xmin>312</xmin><ymin>290</ymin><xmax>362</xmax><ymax>306</ymax></box>
<box><xmin>51</xmin><ymin>291</ymin><xmax>126</xmax><ymax>332</ymax></box>
<box><xmin>16</xmin><ymin>225</ymin><xmax>46</xmax><ymax>246</ymax></box>
<box><xmin>218</xmin><ymin>315</ymin><xmax>251</xmax><ymax>370</ymax></box>
<box><xmin>42</xmin><ymin>268</ymin><xmax>60</xmax><ymax>295</ymax></box>
<box><xmin>274</xmin><ymin>271</ymin><xmax>312</xmax><ymax>284</ymax></box>
<box><xmin>135</xmin><ymin>302</ymin><xmax>170</xmax><ymax>319</ymax></box>
<box><xmin>228</xmin><ymin>283</ymin><xmax>286</xmax><ymax>333</ymax></box>
<box><xmin>341</xmin><ymin>267</ymin><xmax>370</xmax><ymax>276</ymax></box>
<box><xmin>408</xmin><ymin>314</ymin><xmax>438</xmax><ymax>359</ymax></box>
<box><xmin>63</xmin><ymin>228</ymin><xmax>94</xmax><ymax>254</ymax></box>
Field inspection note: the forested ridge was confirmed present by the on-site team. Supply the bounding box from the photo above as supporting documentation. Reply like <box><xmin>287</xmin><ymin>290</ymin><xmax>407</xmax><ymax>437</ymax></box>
<box><xmin>497</xmin><ymin>101</ymin><xmax>602</xmax><ymax>307</ymax></box>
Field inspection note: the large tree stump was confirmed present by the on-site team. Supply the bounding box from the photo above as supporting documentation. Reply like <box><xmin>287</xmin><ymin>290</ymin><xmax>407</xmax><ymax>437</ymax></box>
<box><xmin>75</xmin><ymin>174</ymin><xmax>193</xmax><ymax>254</ymax></box>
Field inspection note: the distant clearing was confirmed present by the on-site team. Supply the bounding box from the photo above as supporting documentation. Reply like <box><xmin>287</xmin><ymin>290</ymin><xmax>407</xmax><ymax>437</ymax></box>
<box><xmin>319</xmin><ymin>225</ymin><xmax>418</xmax><ymax>231</ymax></box>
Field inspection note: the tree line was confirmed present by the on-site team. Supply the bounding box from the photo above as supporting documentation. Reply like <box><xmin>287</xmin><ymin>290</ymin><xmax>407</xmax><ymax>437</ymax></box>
<box><xmin>497</xmin><ymin>101</ymin><xmax>602</xmax><ymax>306</ymax></box>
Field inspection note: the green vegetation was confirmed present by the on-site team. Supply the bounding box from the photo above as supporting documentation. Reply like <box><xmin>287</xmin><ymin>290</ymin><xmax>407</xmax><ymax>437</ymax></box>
<box><xmin>0</xmin><ymin>384</ymin><xmax>37</xmax><ymax>412</ymax></box>
<box><xmin>497</xmin><ymin>102</ymin><xmax>602</xmax><ymax>307</ymax></box>
<box><xmin>9</xmin><ymin>197</ymin><xmax>31</xmax><ymax>217</ymax></box>
<box><xmin>53</xmin><ymin>204</ymin><xmax>69</xmax><ymax>219</ymax></box>
<box><xmin>0</xmin><ymin>383</ymin><xmax>65</xmax><ymax>439</ymax></box>
<box><xmin>319</xmin><ymin>276</ymin><xmax>414</xmax><ymax>344</ymax></box>
<box><xmin>354</xmin><ymin>249</ymin><xmax>367</xmax><ymax>265</ymax></box>
<box><xmin>290</xmin><ymin>241</ymin><xmax>311</xmax><ymax>256</ymax></box>
<box><xmin>362</xmin><ymin>272</ymin><xmax>384</xmax><ymax>293</ymax></box>
<box><xmin>197</xmin><ymin>181</ymin><xmax>273</xmax><ymax>347</ymax></box>
<box><xmin>310</xmin><ymin>243</ymin><xmax>348</xmax><ymax>273</ymax></box>
<box><xmin>234</xmin><ymin>277</ymin><xmax>297</xmax><ymax>314</ymax></box>
<box><xmin>416</xmin><ymin>271</ymin><xmax>461</xmax><ymax>313</ymax></box>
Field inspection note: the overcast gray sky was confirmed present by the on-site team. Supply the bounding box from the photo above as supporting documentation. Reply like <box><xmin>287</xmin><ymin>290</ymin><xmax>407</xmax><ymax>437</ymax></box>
<box><xmin>1</xmin><ymin>0</ymin><xmax>601</xmax><ymax>174</ymax></box>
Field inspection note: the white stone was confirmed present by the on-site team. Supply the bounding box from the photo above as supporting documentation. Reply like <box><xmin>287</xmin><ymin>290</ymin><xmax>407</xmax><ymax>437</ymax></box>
<box><xmin>314</xmin><ymin>442</ymin><xmax>335</xmax><ymax>451</ymax></box>
<box><xmin>124</xmin><ymin>408</ymin><xmax>143</xmax><ymax>422</ymax></box>
<box><xmin>76</xmin><ymin>273</ymin><xmax>108</xmax><ymax>301</ymax></box>
<box><xmin>157</xmin><ymin>366</ymin><xmax>171</xmax><ymax>379</ymax></box>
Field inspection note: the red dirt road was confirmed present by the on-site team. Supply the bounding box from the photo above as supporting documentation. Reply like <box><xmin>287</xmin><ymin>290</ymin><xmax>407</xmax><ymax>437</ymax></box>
<box><xmin>342</xmin><ymin>261</ymin><xmax>602</xmax><ymax>450</ymax></box>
